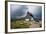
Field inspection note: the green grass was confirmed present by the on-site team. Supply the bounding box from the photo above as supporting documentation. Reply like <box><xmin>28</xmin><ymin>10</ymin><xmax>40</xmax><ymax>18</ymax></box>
<box><xmin>11</xmin><ymin>19</ymin><xmax>30</xmax><ymax>29</ymax></box>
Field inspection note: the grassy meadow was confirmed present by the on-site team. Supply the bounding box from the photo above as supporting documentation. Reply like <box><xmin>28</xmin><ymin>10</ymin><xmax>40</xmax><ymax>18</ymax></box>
<box><xmin>11</xmin><ymin>18</ymin><xmax>42</xmax><ymax>29</ymax></box>
<box><xmin>11</xmin><ymin>19</ymin><xmax>31</xmax><ymax>29</ymax></box>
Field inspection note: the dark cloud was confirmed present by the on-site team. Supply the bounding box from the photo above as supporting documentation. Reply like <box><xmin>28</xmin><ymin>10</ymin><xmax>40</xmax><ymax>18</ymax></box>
<box><xmin>10</xmin><ymin>5</ymin><xmax>28</xmax><ymax>19</ymax></box>
<box><xmin>10</xmin><ymin>4</ymin><xmax>42</xmax><ymax>20</ymax></box>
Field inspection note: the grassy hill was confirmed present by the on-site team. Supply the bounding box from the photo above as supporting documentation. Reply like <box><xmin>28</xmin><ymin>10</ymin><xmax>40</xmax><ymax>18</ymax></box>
<box><xmin>11</xmin><ymin>18</ymin><xmax>42</xmax><ymax>29</ymax></box>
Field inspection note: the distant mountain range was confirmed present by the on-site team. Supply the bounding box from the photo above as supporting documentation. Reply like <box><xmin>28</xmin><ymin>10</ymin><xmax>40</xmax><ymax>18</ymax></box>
<box><xmin>11</xmin><ymin>11</ymin><xmax>42</xmax><ymax>22</ymax></box>
<box><xmin>10</xmin><ymin>5</ymin><xmax>42</xmax><ymax>21</ymax></box>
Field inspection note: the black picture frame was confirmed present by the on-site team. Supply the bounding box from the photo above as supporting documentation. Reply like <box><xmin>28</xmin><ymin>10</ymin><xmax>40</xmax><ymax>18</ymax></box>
<box><xmin>5</xmin><ymin>1</ymin><xmax>45</xmax><ymax>33</ymax></box>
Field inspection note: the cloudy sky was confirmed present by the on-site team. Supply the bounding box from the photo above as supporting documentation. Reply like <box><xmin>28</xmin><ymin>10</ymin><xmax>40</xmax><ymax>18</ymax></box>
<box><xmin>10</xmin><ymin>4</ymin><xmax>42</xmax><ymax>19</ymax></box>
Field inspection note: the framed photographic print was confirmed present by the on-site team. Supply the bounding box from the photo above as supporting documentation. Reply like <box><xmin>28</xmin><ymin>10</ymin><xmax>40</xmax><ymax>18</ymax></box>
<box><xmin>5</xmin><ymin>1</ymin><xmax>45</xmax><ymax>33</ymax></box>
